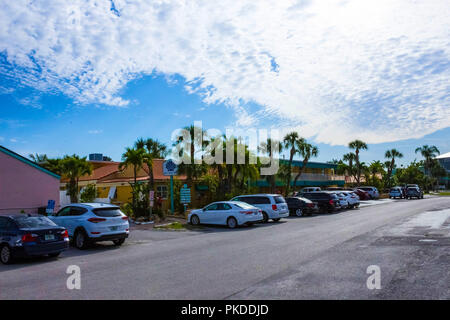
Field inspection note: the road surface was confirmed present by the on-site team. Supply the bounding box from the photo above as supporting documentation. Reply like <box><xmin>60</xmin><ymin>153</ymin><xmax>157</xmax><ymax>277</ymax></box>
<box><xmin>1</xmin><ymin>196</ymin><xmax>449</xmax><ymax>299</ymax></box>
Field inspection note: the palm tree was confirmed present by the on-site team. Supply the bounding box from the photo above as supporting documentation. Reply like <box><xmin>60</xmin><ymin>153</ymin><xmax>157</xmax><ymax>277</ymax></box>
<box><xmin>415</xmin><ymin>145</ymin><xmax>440</xmax><ymax>175</ymax></box>
<box><xmin>342</xmin><ymin>152</ymin><xmax>357</xmax><ymax>183</ymax></box>
<box><xmin>60</xmin><ymin>155</ymin><xmax>93</xmax><ymax>203</ymax></box>
<box><xmin>384</xmin><ymin>149</ymin><xmax>403</xmax><ymax>188</ymax></box>
<box><xmin>258</xmin><ymin>138</ymin><xmax>282</xmax><ymax>193</ymax></box>
<box><xmin>135</xmin><ymin>138</ymin><xmax>167</xmax><ymax>189</ymax></box>
<box><xmin>292</xmin><ymin>141</ymin><xmax>319</xmax><ymax>188</ymax></box>
<box><xmin>120</xmin><ymin>147</ymin><xmax>150</xmax><ymax>211</ymax></box>
<box><xmin>174</xmin><ymin>125</ymin><xmax>208</xmax><ymax>184</ymax></box>
<box><xmin>283</xmin><ymin>132</ymin><xmax>304</xmax><ymax>196</ymax></box>
<box><xmin>348</xmin><ymin>140</ymin><xmax>368</xmax><ymax>186</ymax></box>
<box><xmin>29</xmin><ymin>153</ymin><xmax>48</xmax><ymax>165</ymax></box>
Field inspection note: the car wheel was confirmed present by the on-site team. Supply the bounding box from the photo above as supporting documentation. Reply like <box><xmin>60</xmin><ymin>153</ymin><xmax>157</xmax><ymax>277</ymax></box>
<box><xmin>273</xmin><ymin>218</ymin><xmax>281</xmax><ymax>222</ymax></box>
<box><xmin>295</xmin><ymin>208</ymin><xmax>303</xmax><ymax>217</ymax></box>
<box><xmin>113</xmin><ymin>239</ymin><xmax>125</xmax><ymax>246</ymax></box>
<box><xmin>227</xmin><ymin>217</ymin><xmax>237</xmax><ymax>229</ymax></box>
<box><xmin>74</xmin><ymin>229</ymin><xmax>90</xmax><ymax>250</ymax></box>
<box><xmin>190</xmin><ymin>215</ymin><xmax>200</xmax><ymax>226</ymax></box>
<box><xmin>0</xmin><ymin>245</ymin><xmax>12</xmax><ymax>264</ymax></box>
<box><xmin>48</xmin><ymin>252</ymin><xmax>61</xmax><ymax>258</ymax></box>
<box><xmin>261</xmin><ymin>212</ymin><xmax>269</xmax><ymax>223</ymax></box>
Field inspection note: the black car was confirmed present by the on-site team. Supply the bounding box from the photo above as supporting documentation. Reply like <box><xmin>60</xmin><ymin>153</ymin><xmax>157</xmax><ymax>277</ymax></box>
<box><xmin>406</xmin><ymin>187</ymin><xmax>424</xmax><ymax>199</ymax></box>
<box><xmin>300</xmin><ymin>192</ymin><xmax>341</xmax><ymax>213</ymax></box>
<box><xmin>0</xmin><ymin>215</ymin><xmax>69</xmax><ymax>264</ymax></box>
<box><xmin>285</xmin><ymin>197</ymin><xmax>318</xmax><ymax>217</ymax></box>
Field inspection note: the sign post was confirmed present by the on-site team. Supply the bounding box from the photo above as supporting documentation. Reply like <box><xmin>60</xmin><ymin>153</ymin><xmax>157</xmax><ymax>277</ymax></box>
<box><xmin>180</xmin><ymin>184</ymin><xmax>191</xmax><ymax>215</ymax></box>
<box><xmin>163</xmin><ymin>159</ymin><xmax>178</xmax><ymax>214</ymax></box>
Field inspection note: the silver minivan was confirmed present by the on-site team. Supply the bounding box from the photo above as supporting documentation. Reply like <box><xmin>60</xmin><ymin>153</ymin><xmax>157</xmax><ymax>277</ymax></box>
<box><xmin>231</xmin><ymin>194</ymin><xmax>289</xmax><ymax>223</ymax></box>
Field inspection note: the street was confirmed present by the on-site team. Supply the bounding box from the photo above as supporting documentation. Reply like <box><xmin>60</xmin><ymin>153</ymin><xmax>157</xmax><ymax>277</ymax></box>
<box><xmin>1</xmin><ymin>196</ymin><xmax>449</xmax><ymax>299</ymax></box>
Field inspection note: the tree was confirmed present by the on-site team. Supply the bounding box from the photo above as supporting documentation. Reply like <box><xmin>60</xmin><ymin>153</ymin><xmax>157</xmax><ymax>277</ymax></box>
<box><xmin>283</xmin><ymin>132</ymin><xmax>304</xmax><ymax>196</ymax></box>
<box><xmin>174</xmin><ymin>125</ymin><xmax>208</xmax><ymax>184</ymax></box>
<box><xmin>135</xmin><ymin>138</ymin><xmax>167</xmax><ymax>189</ymax></box>
<box><xmin>29</xmin><ymin>153</ymin><xmax>48</xmax><ymax>165</ymax></box>
<box><xmin>119</xmin><ymin>147</ymin><xmax>150</xmax><ymax>214</ymax></box>
<box><xmin>258</xmin><ymin>138</ymin><xmax>282</xmax><ymax>193</ymax></box>
<box><xmin>60</xmin><ymin>155</ymin><xmax>93</xmax><ymax>203</ymax></box>
<box><xmin>366</xmin><ymin>160</ymin><xmax>385</xmax><ymax>189</ymax></box>
<box><xmin>292</xmin><ymin>141</ymin><xmax>319</xmax><ymax>189</ymax></box>
<box><xmin>384</xmin><ymin>149</ymin><xmax>403</xmax><ymax>188</ymax></box>
<box><xmin>80</xmin><ymin>184</ymin><xmax>97</xmax><ymax>203</ymax></box>
<box><xmin>415</xmin><ymin>145</ymin><xmax>440</xmax><ymax>176</ymax></box>
<box><xmin>348</xmin><ymin>140</ymin><xmax>368</xmax><ymax>186</ymax></box>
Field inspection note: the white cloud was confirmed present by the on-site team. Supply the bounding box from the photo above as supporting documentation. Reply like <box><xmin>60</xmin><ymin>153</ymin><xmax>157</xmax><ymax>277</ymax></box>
<box><xmin>0</xmin><ymin>0</ymin><xmax>449</xmax><ymax>144</ymax></box>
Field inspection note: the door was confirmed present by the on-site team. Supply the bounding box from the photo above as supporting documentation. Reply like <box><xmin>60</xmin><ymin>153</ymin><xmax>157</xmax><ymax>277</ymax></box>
<box><xmin>49</xmin><ymin>206</ymin><xmax>72</xmax><ymax>235</ymax></box>
<box><xmin>201</xmin><ymin>203</ymin><xmax>221</xmax><ymax>224</ymax></box>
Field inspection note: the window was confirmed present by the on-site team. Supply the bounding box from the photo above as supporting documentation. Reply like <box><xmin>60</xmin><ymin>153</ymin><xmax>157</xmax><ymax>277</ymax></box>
<box><xmin>0</xmin><ymin>217</ymin><xmax>15</xmax><ymax>230</ymax></box>
<box><xmin>157</xmin><ymin>185</ymin><xmax>168</xmax><ymax>199</ymax></box>
<box><xmin>221</xmin><ymin>203</ymin><xmax>232</xmax><ymax>210</ymax></box>
<box><xmin>13</xmin><ymin>216</ymin><xmax>57</xmax><ymax>228</ymax></box>
<box><xmin>56</xmin><ymin>207</ymin><xmax>71</xmax><ymax>217</ymax></box>
<box><xmin>274</xmin><ymin>196</ymin><xmax>286</xmax><ymax>204</ymax></box>
<box><xmin>205</xmin><ymin>204</ymin><xmax>219</xmax><ymax>211</ymax></box>
<box><xmin>70</xmin><ymin>207</ymin><xmax>88</xmax><ymax>216</ymax></box>
<box><xmin>93</xmin><ymin>208</ymin><xmax>123</xmax><ymax>217</ymax></box>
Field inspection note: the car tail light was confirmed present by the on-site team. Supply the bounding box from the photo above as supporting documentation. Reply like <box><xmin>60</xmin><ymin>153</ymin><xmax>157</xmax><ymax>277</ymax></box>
<box><xmin>122</xmin><ymin>216</ymin><xmax>129</xmax><ymax>220</ymax></box>
<box><xmin>329</xmin><ymin>199</ymin><xmax>334</xmax><ymax>205</ymax></box>
<box><xmin>272</xmin><ymin>204</ymin><xmax>277</xmax><ymax>211</ymax></box>
<box><xmin>240</xmin><ymin>211</ymin><xmax>254</xmax><ymax>215</ymax></box>
<box><xmin>61</xmin><ymin>230</ymin><xmax>69</xmax><ymax>241</ymax></box>
<box><xmin>87</xmin><ymin>217</ymin><xmax>107</xmax><ymax>223</ymax></box>
<box><xmin>307</xmin><ymin>203</ymin><xmax>314</xmax><ymax>208</ymax></box>
<box><xmin>22</xmin><ymin>233</ymin><xmax>38</xmax><ymax>243</ymax></box>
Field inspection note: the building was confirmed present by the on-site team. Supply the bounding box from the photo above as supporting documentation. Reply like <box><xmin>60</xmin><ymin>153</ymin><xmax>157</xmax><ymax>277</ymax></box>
<box><xmin>435</xmin><ymin>152</ymin><xmax>450</xmax><ymax>188</ymax></box>
<box><xmin>256</xmin><ymin>160</ymin><xmax>345</xmax><ymax>192</ymax></box>
<box><xmin>0</xmin><ymin>146</ymin><xmax>60</xmax><ymax>215</ymax></box>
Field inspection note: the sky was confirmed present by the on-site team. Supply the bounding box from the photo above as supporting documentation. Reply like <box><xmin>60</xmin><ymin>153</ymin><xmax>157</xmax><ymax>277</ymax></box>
<box><xmin>0</xmin><ymin>0</ymin><xmax>449</xmax><ymax>166</ymax></box>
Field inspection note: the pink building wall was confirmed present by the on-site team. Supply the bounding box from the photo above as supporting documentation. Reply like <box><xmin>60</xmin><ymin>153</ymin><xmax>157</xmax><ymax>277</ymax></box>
<box><xmin>0</xmin><ymin>150</ymin><xmax>60</xmax><ymax>214</ymax></box>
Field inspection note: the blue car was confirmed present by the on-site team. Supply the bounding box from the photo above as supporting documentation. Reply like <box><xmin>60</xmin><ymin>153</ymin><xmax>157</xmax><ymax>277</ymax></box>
<box><xmin>389</xmin><ymin>187</ymin><xmax>403</xmax><ymax>199</ymax></box>
<box><xmin>0</xmin><ymin>215</ymin><xmax>69</xmax><ymax>264</ymax></box>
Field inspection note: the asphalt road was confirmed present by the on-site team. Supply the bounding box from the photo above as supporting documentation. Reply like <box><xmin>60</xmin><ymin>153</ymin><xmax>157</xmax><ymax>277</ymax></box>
<box><xmin>1</xmin><ymin>196</ymin><xmax>449</xmax><ymax>299</ymax></box>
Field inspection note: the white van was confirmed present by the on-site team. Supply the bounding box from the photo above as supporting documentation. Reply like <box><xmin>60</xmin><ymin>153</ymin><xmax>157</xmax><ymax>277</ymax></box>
<box><xmin>231</xmin><ymin>194</ymin><xmax>289</xmax><ymax>223</ymax></box>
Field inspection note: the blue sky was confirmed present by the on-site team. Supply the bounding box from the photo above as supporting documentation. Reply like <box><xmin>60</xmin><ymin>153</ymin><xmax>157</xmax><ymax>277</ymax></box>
<box><xmin>0</xmin><ymin>1</ymin><xmax>449</xmax><ymax>166</ymax></box>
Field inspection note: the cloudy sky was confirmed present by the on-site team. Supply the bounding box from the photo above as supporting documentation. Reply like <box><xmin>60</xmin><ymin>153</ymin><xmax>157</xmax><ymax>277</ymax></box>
<box><xmin>0</xmin><ymin>0</ymin><xmax>449</xmax><ymax>164</ymax></box>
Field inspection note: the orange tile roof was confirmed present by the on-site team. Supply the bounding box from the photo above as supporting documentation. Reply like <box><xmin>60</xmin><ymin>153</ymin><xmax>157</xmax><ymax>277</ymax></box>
<box><xmin>70</xmin><ymin>159</ymin><xmax>187</xmax><ymax>184</ymax></box>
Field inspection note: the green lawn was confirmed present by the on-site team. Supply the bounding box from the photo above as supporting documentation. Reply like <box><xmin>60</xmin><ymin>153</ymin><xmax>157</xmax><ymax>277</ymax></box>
<box><xmin>153</xmin><ymin>221</ymin><xmax>186</xmax><ymax>230</ymax></box>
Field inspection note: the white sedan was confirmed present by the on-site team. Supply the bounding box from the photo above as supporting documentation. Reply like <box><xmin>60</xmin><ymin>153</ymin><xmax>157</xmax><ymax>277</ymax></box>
<box><xmin>188</xmin><ymin>201</ymin><xmax>263</xmax><ymax>229</ymax></box>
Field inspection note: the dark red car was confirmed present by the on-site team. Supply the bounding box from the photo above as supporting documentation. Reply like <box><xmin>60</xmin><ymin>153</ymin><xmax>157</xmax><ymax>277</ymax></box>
<box><xmin>353</xmin><ymin>188</ymin><xmax>371</xmax><ymax>200</ymax></box>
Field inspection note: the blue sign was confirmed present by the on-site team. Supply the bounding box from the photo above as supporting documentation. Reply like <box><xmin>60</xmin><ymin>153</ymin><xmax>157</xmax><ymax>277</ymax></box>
<box><xmin>46</xmin><ymin>200</ymin><xmax>55</xmax><ymax>214</ymax></box>
<box><xmin>163</xmin><ymin>159</ymin><xmax>178</xmax><ymax>176</ymax></box>
<box><xmin>180</xmin><ymin>184</ymin><xmax>191</xmax><ymax>204</ymax></box>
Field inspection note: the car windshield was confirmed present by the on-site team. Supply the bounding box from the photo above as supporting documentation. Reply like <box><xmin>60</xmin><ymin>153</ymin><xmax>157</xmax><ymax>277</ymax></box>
<box><xmin>233</xmin><ymin>202</ymin><xmax>255</xmax><ymax>209</ymax></box>
<box><xmin>13</xmin><ymin>216</ymin><xmax>57</xmax><ymax>228</ymax></box>
<box><xmin>274</xmin><ymin>196</ymin><xmax>286</xmax><ymax>203</ymax></box>
<box><xmin>92</xmin><ymin>208</ymin><xmax>123</xmax><ymax>217</ymax></box>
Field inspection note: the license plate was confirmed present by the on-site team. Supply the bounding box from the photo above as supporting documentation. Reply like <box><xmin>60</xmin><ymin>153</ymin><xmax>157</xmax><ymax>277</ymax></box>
<box><xmin>110</xmin><ymin>226</ymin><xmax>119</xmax><ymax>231</ymax></box>
<box><xmin>45</xmin><ymin>234</ymin><xmax>55</xmax><ymax>241</ymax></box>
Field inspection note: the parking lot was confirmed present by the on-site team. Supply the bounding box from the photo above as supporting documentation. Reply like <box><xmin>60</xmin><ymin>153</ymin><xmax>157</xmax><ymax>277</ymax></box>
<box><xmin>1</xmin><ymin>195</ymin><xmax>449</xmax><ymax>299</ymax></box>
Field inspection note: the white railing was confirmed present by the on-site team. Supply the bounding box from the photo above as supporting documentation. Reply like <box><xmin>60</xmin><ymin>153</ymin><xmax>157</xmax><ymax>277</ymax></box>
<box><xmin>292</xmin><ymin>173</ymin><xmax>345</xmax><ymax>181</ymax></box>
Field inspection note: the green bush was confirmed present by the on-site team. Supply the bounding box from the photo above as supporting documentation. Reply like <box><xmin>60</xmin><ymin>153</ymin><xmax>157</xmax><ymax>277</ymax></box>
<box><xmin>80</xmin><ymin>184</ymin><xmax>97</xmax><ymax>203</ymax></box>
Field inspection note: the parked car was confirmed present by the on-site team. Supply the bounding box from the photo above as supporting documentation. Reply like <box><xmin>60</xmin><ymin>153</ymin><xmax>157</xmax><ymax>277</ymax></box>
<box><xmin>328</xmin><ymin>192</ymin><xmax>349</xmax><ymax>209</ymax></box>
<box><xmin>300</xmin><ymin>187</ymin><xmax>321</xmax><ymax>193</ymax></box>
<box><xmin>285</xmin><ymin>197</ymin><xmax>318</xmax><ymax>217</ymax></box>
<box><xmin>0</xmin><ymin>215</ymin><xmax>69</xmax><ymax>264</ymax></box>
<box><xmin>358</xmin><ymin>187</ymin><xmax>380</xmax><ymax>199</ymax></box>
<box><xmin>341</xmin><ymin>191</ymin><xmax>360</xmax><ymax>209</ymax></box>
<box><xmin>188</xmin><ymin>201</ymin><xmax>262</xmax><ymax>228</ymax></box>
<box><xmin>353</xmin><ymin>188</ymin><xmax>371</xmax><ymax>200</ymax></box>
<box><xmin>48</xmin><ymin>203</ymin><xmax>129</xmax><ymax>249</ymax></box>
<box><xmin>406</xmin><ymin>187</ymin><xmax>424</xmax><ymax>199</ymax></box>
<box><xmin>230</xmin><ymin>194</ymin><xmax>289</xmax><ymax>223</ymax></box>
<box><xmin>389</xmin><ymin>187</ymin><xmax>403</xmax><ymax>199</ymax></box>
<box><xmin>300</xmin><ymin>192</ymin><xmax>341</xmax><ymax>213</ymax></box>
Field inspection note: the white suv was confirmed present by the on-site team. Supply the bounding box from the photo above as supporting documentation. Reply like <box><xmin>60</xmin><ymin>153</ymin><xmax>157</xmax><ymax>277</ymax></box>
<box><xmin>49</xmin><ymin>203</ymin><xmax>129</xmax><ymax>249</ymax></box>
<box><xmin>230</xmin><ymin>194</ymin><xmax>289</xmax><ymax>223</ymax></box>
